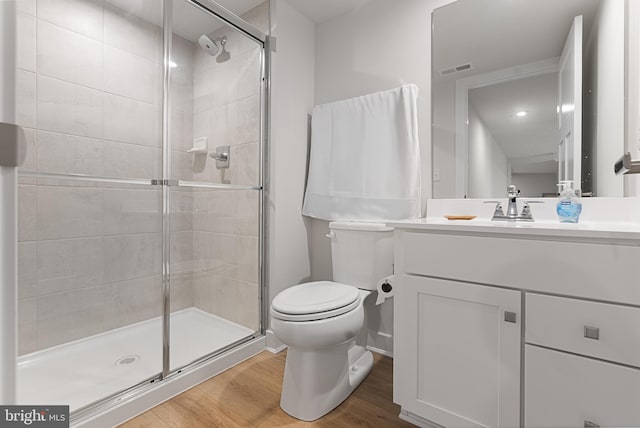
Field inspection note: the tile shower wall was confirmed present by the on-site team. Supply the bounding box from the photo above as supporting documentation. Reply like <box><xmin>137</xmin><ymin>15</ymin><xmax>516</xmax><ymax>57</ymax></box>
<box><xmin>17</xmin><ymin>0</ymin><xmax>166</xmax><ymax>354</ymax></box>
<box><xmin>188</xmin><ymin>2</ymin><xmax>266</xmax><ymax>331</ymax></box>
<box><xmin>170</xmin><ymin>31</ymin><xmax>197</xmax><ymax>329</ymax></box>
<box><xmin>16</xmin><ymin>0</ymin><xmax>265</xmax><ymax>354</ymax></box>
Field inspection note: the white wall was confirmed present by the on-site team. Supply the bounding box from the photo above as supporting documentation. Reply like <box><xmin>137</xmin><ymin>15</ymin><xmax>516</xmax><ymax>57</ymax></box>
<box><xmin>314</xmin><ymin>1</ymin><xmax>434</xmax><ymax>208</ymax></box>
<box><xmin>310</xmin><ymin>0</ymin><xmax>445</xmax><ymax>354</ymax></box>
<box><xmin>268</xmin><ymin>0</ymin><xmax>314</xmax><ymax>326</ymax></box>
<box><xmin>511</xmin><ymin>173</ymin><xmax>558</xmax><ymax>197</ymax></box>
<box><xmin>584</xmin><ymin>0</ymin><xmax>625</xmax><ymax>197</ymax></box>
<box><xmin>432</xmin><ymin>79</ymin><xmax>456</xmax><ymax>198</ymax></box>
<box><xmin>467</xmin><ymin>103</ymin><xmax>509</xmax><ymax>198</ymax></box>
<box><xmin>627</xmin><ymin>0</ymin><xmax>640</xmax><ymax>196</ymax></box>
<box><xmin>311</xmin><ymin>0</ymin><xmax>437</xmax><ymax>277</ymax></box>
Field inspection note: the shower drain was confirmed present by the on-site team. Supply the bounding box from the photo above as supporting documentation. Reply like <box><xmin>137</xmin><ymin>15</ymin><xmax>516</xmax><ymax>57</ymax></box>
<box><xmin>114</xmin><ymin>355</ymin><xmax>141</xmax><ymax>367</ymax></box>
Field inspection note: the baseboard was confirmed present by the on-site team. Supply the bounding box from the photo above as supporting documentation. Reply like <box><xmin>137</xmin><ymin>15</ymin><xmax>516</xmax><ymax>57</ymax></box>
<box><xmin>366</xmin><ymin>329</ymin><xmax>393</xmax><ymax>357</ymax></box>
<box><xmin>265</xmin><ymin>329</ymin><xmax>287</xmax><ymax>353</ymax></box>
<box><xmin>74</xmin><ymin>337</ymin><xmax>265</xmax><ymax>428</ymax></box>
<box><xmin>367</xmin><ymin>344</ymin><xmax>393</xmax><ymax>358</ymax></box>
<box><xmin>399</xmin><ymin>408</ymin><xmax>444</xmax><ymax>428</ymax></box>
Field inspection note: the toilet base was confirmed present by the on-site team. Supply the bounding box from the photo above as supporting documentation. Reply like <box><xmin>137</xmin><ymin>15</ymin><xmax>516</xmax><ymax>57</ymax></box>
<box><xmin>280</xmin><ymin>343</ymin><xmax>374</xmax><ymax>421</ymax></box>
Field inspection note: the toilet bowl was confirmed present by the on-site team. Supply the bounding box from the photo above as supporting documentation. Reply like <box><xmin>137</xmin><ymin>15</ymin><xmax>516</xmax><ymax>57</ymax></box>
<box><xmin>270</xmin><ymin>221</ymin><xmax>394</xmax><ymax>421</ymax></box>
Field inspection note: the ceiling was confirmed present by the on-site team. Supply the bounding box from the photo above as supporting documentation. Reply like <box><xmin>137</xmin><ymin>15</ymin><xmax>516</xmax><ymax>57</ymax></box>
<box><xmin>286</xmin><ymin>0</ymin><xmax>368</xmax><ymax>24</ymax></box>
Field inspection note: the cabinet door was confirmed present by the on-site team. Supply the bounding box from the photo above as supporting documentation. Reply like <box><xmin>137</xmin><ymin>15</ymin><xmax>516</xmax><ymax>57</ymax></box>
<box><xmin>396</xmin><ymin>275</ymin><xmax>521</xmax><ymax>428</ymax></box>
<box><xmin>525</xmin><ymin>345</ymin><xmax>640</xmax><ymax>428</ymax></box>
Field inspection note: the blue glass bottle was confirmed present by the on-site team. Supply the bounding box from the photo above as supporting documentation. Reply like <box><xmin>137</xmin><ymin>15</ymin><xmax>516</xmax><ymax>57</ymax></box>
<box><xmin>556</xmin><ymin>180</ymin><xmax>582</xmax><ymax>223</ymax></box>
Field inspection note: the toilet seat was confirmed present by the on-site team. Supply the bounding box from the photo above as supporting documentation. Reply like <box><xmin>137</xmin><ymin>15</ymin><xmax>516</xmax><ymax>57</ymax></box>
<box><xmin>271</xmin><ymin>281</ymin><xmax>360</xmax><ymax>322</ymax></box>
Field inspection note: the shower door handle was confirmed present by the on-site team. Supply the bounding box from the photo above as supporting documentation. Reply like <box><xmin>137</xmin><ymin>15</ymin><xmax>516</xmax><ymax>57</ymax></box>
<box><xmin>0</xmin><ymin>123</ymin><xmax>27</xmax><ymax>167</ymax></box>
<box><xmin>0</xmin><ymin>121</ymin><xmax>26</xmax><ymax>404</ymax></box>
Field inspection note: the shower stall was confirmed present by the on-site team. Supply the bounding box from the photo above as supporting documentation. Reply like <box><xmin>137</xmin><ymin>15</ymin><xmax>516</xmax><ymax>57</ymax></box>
<box><xmin>1</xmin><ymin>0</ymin><xmax>268</xmax><ymax>423</ymax></box>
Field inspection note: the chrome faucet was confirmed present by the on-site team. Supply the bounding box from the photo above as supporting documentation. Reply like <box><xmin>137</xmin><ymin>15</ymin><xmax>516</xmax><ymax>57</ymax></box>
<box><xmin>506</xmin><ymin>185</ymin><xmax>519</xmax><ymax>217</ymax></box>
<box><xmin>486</xmin><ymin>185</ymin><xmax>540</xmax><ymax>222</ymax></box>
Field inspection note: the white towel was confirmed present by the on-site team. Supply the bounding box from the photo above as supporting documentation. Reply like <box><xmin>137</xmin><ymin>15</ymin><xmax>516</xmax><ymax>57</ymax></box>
<box><xmin>302</xmin><ymin>84</ymin><xmax>421</xmax><ymax>221</ymax></box>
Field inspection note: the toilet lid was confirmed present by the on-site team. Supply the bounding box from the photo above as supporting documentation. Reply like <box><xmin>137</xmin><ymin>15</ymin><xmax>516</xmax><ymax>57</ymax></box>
<box><xmin>271</xmin><ymin>281</ymin><xmax>360</xmax><ymax>320</ymax></box>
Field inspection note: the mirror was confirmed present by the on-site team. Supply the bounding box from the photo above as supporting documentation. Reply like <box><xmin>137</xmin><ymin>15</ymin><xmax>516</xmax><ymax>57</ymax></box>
<box><xmin>431</xmin><ymin>0</ymin><xmax>625</xmax><ymax>198</ymax></box>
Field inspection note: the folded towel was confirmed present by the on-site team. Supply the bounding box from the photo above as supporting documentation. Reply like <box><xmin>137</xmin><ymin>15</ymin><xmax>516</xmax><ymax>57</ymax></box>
<box><xmin>302</xmin><ymin>84</ymin><xmax>421</xmax><ymax>221</ymax></box>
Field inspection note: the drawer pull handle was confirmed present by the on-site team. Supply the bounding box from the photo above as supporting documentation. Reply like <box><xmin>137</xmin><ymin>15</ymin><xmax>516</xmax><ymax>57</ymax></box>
<box><xmin>504</xmin><ymin>311</ymin><xmax>517</xmax><ymax>323</ymax></box>
<box><xmin>584</xmin><ymin>326</ymin><xmax>600</xmax><ymax>340</ymax></box>
<box><xmin>584</xmin><ymin>421</ymin><xmax>600</xmax><ymax>428</ymax></box>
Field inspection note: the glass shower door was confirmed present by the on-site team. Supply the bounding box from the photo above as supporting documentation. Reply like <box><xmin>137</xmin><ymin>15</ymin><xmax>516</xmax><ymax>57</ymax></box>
<box><xmin>13</xmin><ymin>0</ymin><xmax>267</xmax><ymax>414</ymax></box>
<box><xmin>15</xmin><ymin>0</ymin><xmax>165</xmax><ymax>411</ymax></box>
<box><xmin>167</xmin><ymin>0</ymin><xmax>265</xmax><ymax>371</ymax></box>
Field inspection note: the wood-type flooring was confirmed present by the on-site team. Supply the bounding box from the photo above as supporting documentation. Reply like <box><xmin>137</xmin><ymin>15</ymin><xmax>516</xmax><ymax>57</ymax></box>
<box><xmin>120</xmin><ymin>350</ymin><xmax>414</xmax><ymax>427</ymax></box>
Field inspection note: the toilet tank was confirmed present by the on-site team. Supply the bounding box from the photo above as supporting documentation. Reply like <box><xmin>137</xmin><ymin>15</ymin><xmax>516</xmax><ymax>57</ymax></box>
<box><xmin>328</xmin><ymin>222</ymin><xmax>394</xmax><ymax>290</ymax></box>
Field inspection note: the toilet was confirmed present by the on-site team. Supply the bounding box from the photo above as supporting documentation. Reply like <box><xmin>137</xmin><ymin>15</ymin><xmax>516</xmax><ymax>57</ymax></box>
<box><xmin>270</xmin><ymin>221</ymin><xmax>394</xmax><ymax>421</ymax></box>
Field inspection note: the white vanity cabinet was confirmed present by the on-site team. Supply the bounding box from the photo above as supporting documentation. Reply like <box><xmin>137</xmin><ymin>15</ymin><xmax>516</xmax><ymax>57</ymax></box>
<box><xmin>392</xmin><ymin>225</ymin><xmax>640</xmax><ymax>428</ymax></box>
<box><xmin>397</xmin><ymin>275</ymin><xmax>521</xmax><ymax>428</ymax></box>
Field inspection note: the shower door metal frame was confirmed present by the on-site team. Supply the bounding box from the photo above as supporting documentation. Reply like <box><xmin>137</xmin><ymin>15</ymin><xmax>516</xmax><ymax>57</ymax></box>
<box><xmin>0</xmin><ymin>0</ymin><xmax>19</xmax><ymax>405</ymax></box>
<box><xmin>67</xmin><ymin>0</ymin><xmax>270</xmax><ymax>422</ymax></box>
<box><xmin>0</xmin><ymin>0</ymin><xmax>270</xmax><ymax>423</ymax></box>
<box><xmin>160</xmin><ymin>0</ymin><xmax>270</xmax><ymax>379</ymax></box>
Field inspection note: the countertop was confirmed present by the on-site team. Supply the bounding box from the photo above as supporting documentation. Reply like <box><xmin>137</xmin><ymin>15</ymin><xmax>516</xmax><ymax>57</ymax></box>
<box><xmin>388</xmin><ymin>218</ymin><xmax>640</xmax><ymax>242</ymax></box>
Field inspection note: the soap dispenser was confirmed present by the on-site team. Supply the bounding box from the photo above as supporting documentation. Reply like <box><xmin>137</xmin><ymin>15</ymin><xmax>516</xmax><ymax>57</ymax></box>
<box><xmin>556</xmin><ymin>180</ymin><xmax>582</xmax><ymax>223</ymax></box>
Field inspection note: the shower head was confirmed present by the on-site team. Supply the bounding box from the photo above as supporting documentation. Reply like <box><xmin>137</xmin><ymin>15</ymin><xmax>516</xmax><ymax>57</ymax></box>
<box><xmin>216</xmin><ymin>37</ymin><xmax>230</xmax><ymax>63</ymax></box>
<box><xmin>198</xmin><ymin>34</ymin><xmax>220</xmax><ymax>56</ymax></box>
<box><xmin>198</xmin><ymin>35</ymin><xmax>231</xmax><ymax>63</ymax></box>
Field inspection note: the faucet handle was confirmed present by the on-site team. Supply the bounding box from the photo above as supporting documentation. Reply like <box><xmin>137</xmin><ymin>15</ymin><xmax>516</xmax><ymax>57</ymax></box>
<box><xmin>521</xmin><ymin>200</ymin><xmax>543</xmax><ymax>218</ymax></box>
<box><xmin>523</xmin><ymin>200</ymin><xmax>544</xmax><ymax>209</ymax></box>
<box><xmin>484</xmin><ymin>200</ymin><xmax>505</xmax><ymax>217</ymax></box>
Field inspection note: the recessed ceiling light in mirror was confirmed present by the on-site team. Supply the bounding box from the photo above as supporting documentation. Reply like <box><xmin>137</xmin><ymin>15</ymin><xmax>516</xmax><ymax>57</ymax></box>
<box><xmin>516</xmin><ymin>111</ymin><xmax>528</xmax><ymax>117</ymax></box>
<box><xmin>561</xmin><ymin>103</ymin><xmax>575</xmax><ymax>113</ymax></box>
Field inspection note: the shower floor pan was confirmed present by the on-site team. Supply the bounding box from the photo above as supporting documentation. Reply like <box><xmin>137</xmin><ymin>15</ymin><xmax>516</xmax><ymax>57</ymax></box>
<box><xmin>17</xmin><ymin>307</ymin><xmax>253</xmax><ymax>411</ymax></box>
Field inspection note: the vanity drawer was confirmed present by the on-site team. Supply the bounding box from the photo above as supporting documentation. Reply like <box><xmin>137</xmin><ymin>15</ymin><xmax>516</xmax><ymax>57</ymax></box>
<box><xmin>399</xmin><ymin>231</ymin><xmax>640</xmax><ymax>305</ymax></box>
<box><xmin>526</xmin><ymin>293</ymin><xmax>640</xmax><ymax>367</ymax></box>
<box><xmin>525</xmin><ymin>344</ymin><xmax>640</xmax><ymax>428</ymax></box>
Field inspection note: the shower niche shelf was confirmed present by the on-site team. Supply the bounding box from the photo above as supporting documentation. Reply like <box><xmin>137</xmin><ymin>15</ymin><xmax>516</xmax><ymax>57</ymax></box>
<box><xmin>188</xmin><ymin>137</ymin><xmax>208</xmax><ymax>154</ymax></box>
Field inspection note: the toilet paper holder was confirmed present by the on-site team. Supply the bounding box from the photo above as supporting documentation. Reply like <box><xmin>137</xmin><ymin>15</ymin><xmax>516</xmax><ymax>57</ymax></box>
<box><xmin>380</xmin><ymin>281</ymin><xmax>392</xmax><ymax>293</ymax></box>
<box><xmin>376</xmin><ymin>275</ymin><xmax>395</xmax><ymax>305</ymax></box>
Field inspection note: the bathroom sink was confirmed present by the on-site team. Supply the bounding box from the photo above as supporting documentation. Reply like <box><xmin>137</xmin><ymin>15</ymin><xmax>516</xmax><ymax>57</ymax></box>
<box><xmin>387</xmin><ymin>197</ymin><xmax>640</xmax><ymax>242</ymax></box>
